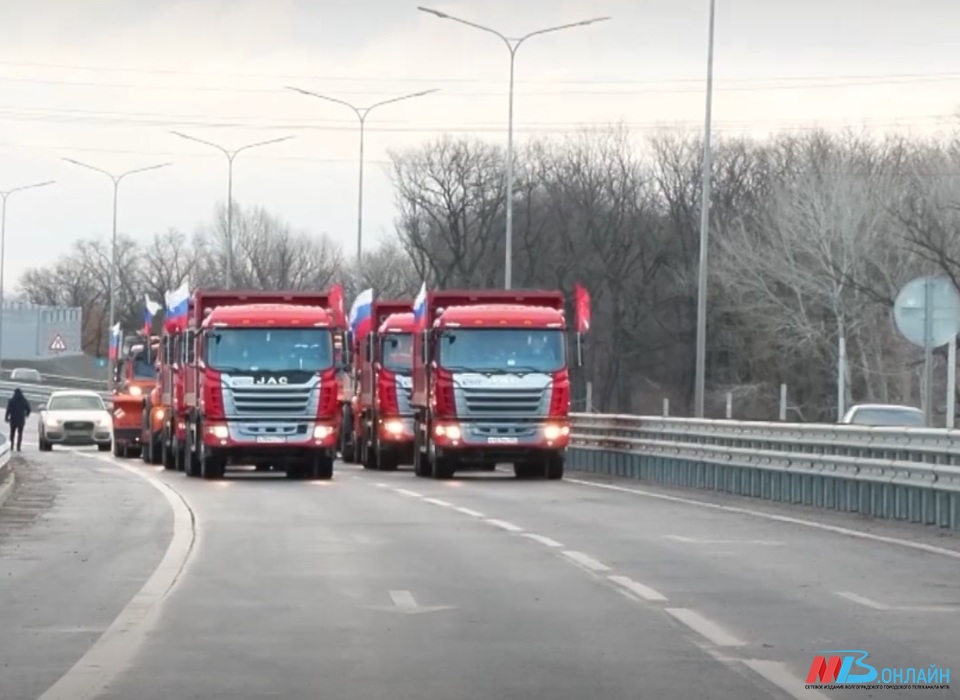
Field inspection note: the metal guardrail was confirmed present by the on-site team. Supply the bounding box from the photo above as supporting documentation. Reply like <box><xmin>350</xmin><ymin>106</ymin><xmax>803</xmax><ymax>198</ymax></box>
<box><xmin>568</xmin><ymin>414</ymin><xmax>960</xmax><ymax>532</ymax></box>
<box><xmin>0</xmin><ymin>380</ymin><xmax>113</xmax><ymax>408</ymax></box>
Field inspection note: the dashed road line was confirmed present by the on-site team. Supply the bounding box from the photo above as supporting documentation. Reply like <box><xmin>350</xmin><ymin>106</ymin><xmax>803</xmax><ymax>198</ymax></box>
<box><xmin>486</xmin><ymin>518</ymin><xmax>523</xmax><ymax>533</ymax></box>
<box><xmin>567</xmin><ymin>478</ymin><xmax>960</xmax><ymax>561</ymax></box>
<box><xmin>423</xmin><ymin>497</ymin><xmax>453</xmax><ymax>507</ymax></box>
<box><xmin>665</xmin><ymin>607</ymin><xmax>746</xmax><ymax>648</ymax></box>
<box><xmin>742</xmin><ymin>659</ymin><xmax>831</xmax><ymax>700</ymax></box>
<box><xmin>395</xmin><ymin>488</ymin><xmax>423</xmax><ymax>498</ymax></box>
<box><xmin>608</xmin><ymin>575</ymin><xmax>668</xmax><ymax>602</ymax></box>
<box><xmin>453</xmin><ymin>506</ymin><xmax>485</xmax><ymax>518</ymax></box>
<box><xmin>522</xmin><ymin>533</ymin><xmax>563</xmax><ymax>548</ymax></box>
<box><xmin>561</xmin><ymin>550</ymin><xmax>610</xmax><ymax>573</ymax></box>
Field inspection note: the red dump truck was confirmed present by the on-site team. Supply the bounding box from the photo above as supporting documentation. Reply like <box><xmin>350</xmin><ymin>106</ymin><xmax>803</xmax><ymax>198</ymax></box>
<box><xmin>349</xmin><ymin>300</ymin><xmax>415</xmax><ymax>471</ymax></box>
<box><xmin>181</xmin><ymin>289</ymin><xmax>349</xmax><ymax>480</ymax></box>
<box><xmin>411</xmin><ymin>289</ymin><xmax>579</xmax><ymax>480</ymax></box>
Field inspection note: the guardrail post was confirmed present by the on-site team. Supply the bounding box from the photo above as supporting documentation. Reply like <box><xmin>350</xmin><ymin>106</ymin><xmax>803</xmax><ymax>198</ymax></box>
<box><xmin>662</xmin><ymin>398</ymin><xmax>669</xmax><ymax>417</ymax></box>
<box><xmin>779</xmin><ymin>384</ymin><xmax>787</xmax><ymax>421</ymax></box>
<box><xmin>725</xmin><ymin>392</ymin><xmax>732</xmax><ymax>419</ymax></box>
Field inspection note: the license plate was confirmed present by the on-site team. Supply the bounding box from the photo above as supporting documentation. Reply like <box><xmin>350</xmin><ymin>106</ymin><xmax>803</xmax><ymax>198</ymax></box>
<box><xmin>487</xmin><ymin>436</ymin><xmax>518</xmax><ymax>444</ymax></box>
<box><xmin>256</xmin><ymin>436</ymin><xmax>286</xmax><ymax>444</ymax></box>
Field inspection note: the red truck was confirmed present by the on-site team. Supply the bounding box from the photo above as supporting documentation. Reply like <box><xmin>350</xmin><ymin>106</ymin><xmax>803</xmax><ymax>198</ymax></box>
<box><xmin>181</xmin><ymin>289</ymin><xmax>349</xmax><ymax>480</ymax></box>
<box><xmin>348</xmin><ymin>300</ymin><xmax>415</xmax><ymax>471</ymax></box>
<box><xmin>411</xmin><ymin>290</ymin><xmax>578</xmax><ymax>480</ymax></box>
<box><xmin>157</xmin><ymin>296</ymin><xmax>194</xmax><ymax>472</ymax></box>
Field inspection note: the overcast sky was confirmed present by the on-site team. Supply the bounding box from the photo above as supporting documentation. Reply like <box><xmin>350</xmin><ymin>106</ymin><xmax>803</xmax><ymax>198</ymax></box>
<box><xmin>1</xmin><ymin>0</ymin><xmax>958</xmax><ymax>291</ymax></box>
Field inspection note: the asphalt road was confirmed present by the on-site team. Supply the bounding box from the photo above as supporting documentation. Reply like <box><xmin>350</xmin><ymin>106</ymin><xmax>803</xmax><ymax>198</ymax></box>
<box><xmin>2</xmin><ymin>437</ymin><xmax>958</xmax><ymax>700</ymax></box>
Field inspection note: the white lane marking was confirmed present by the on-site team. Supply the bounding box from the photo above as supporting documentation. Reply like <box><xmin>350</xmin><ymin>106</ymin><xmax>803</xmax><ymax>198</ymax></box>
<box><xmin>389</xmin><ymin>590</ymin><xmax>419</xmax><ymax>610</ymax></box>
<box><xmin>522</xmin><ymin>533</ymin><xmax>564</xmax><ymax>548</ymax></box>
<box><xmin>561</xmin><ymin>550</ymin><xmax>611</xmax><ymax>572</ymax></box>
<box><xmin>0</xmin><ymin>471</ymin><xmax>15</xmax><ymax>508</ymax></box>
<box><xmin>836</xmin><ymin>591</ymin><xmax>957</xmax><ymax>612</ymax></box>
<box><xmin>608</xmin><ymin>575</ymin><xmax>668</xmax><ymax>602</ymax></box>
<box><xmin>486</xmin><ymin>518</ymin><xmax>523</xmax><ymax>533</ymax></box>
<box><xmin>567</xmin><ymin>478</ymin><xmax>960</xmax><ymax>561</ymax></box>
<box><xmin>395</xmin><ymin>488</ymin><xmax>423</xmax><ymax>498</ymax></box>
<box><xmin>39</xmin><ymin>452</ymin><xmax>197</xmax><ymax>700</ymax></box>
<box><xmin>423</xmin><ymin>497</ymin><xmax>453</xmax><ymax>507</ymax></box>
<box><xmin>375</xmin><ymin>483</ymin><xmax>389</xmax><ymax>488</ymax></box>
<box><xmin>665</xmin><ymin>608</ymin><xmax>746</xmax><ymax>648</ymax></box>
<box><xmin>836</xmin><ymin>591</ymin><xmax>891</xmax><ymax>610</ymax></box>
<box><xmin>665</xmin><ymin>535</ymin><xmax>783</xmax><ymax>546</ymax></box>
<box><xmin>742</xmin><ymin>659</ymin><xmax>831</xmax><ymax>700</ymax></box>
<box><xmin>454</xmin><ymin>506</ymin><xmax>485</xmax><ymax>518</ymax></box>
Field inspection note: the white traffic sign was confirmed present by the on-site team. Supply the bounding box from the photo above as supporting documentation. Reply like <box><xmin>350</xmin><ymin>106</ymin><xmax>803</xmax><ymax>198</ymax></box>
<box><xmin>892</xmin><ymin>276</ymin><xmax>960</xmax><ymax>349</ymax></box>
<box><xmin>49</xmin><ymin>334</ymin><xmax>67</xmax><ymax>352</ymax></box>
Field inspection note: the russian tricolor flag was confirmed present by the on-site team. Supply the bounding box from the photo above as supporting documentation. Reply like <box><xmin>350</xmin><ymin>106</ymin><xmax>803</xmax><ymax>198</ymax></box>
<box><xmin>412</xmin><ymin>282</ymin><xmax>427</xmax><ymax>330</ymax></box>
<box><xmin>348</xmin><ymin>288</ymin><xmax>374</xmax><ymax>341</ymax></box>
<box><xmin>164</xmin><ymin>282</ymin><xmax>190</xmax><ymax>329</ymax></box>
<box><xmin>108</xmin><ymin>322</ymin><xmax>122</xmax><ymax>361</ymax></box>
<box><xmin>144</xmin><ymin>295</ymin><xmax>161</xmax><ymax>335</ymax></box>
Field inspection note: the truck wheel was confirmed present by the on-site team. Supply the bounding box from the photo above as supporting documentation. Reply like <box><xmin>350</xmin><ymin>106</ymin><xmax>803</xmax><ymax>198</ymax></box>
<box><xmin>432</xmin><ymin>455</ymin><xmax>456</xmax><ymax>480</ymax></box>
<box><xmin>378</xmin><ymin>448</ymin><xmax>399</xmax><ymax>472</ymax></box>
<box><xmin>546</xmin><ymin>453</ymin><xmax>565</xmax><ymax>480</ymax></box>
<box><xmin>199</xmin><ymin>441</ymin><xmax>224</xmax><ymax>480</ymax></box>
<box><xmin>413</xmin><ymin>425</ymin><xmax>431</xmax><ymax>478</ymax></box>
<box><xmin>98</xmin><ymin>442</ymin><xmax>111</xmax><ymax>452</ymax></box>
<box><xmin>150</xmin><ymin>436</ymin><xmax>163</xmax><ymax>465</ymax></box>
<box><xmin>310</xmin><ymin>455</ymin><xmax>334</xmax><ymax>480</ymax></box>
<box><xmin>513</xmin><ymin>462</ymin><xmax>540</xmax><ymax>479</ymax></box>
<box><xmin>184</xmin><ymin>428</ymin><xmax>201</xmax><ymax>478</ymax></box>
<box><xmin>285</xmin><ymin>462</ymin><xmax>307</xmax><ymax>480</ymax></box>
<box><xmin>113</xmin><ymin>441</ymin><xmax>124</xmax><ymax>458</ymax></box>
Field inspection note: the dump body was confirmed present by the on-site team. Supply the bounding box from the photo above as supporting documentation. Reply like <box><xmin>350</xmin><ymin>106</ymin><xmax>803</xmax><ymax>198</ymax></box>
<box><xmin>156</xmin><ymin>297</ymin><xmax>194</xmax><ymax>471</ymax></box>
<box><xmin>182</xmin><ymin>290</ymin><xmax>345</xmax><ymax>479</ymax></box>
<box><xmin>352</xmin><ymin>301</ymin><xmax>415</xmax><ymax>470</ymax></box>
<box><xmin>411</xmin><ymin>289</ymin><xmax>571</xmax><ymax>480</ymax></box>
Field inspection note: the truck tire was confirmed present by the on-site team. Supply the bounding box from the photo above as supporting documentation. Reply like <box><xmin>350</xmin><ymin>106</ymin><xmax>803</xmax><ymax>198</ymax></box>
<box><xmin>413</xmin><ymin>423</ymin><xmax>431</xmax><ymax>477</ymax></box>
<box><xmin>199</xmin><ymin>441</ymin><xmax>225</xmax><ymax>480</ymax></box>
<box><xmin>513</xmin><ymin>462</ymin><xmax>540</xmax><ymax>479</ymax></box>
<box><xmin>310</xmin><ymin>455</ymin><xmax>334</xmax><ymax>480</ymax></box>
<box><xmin>378</xmin><ymin>447</ymin><xmax>399</xmax><ymax>472</ymax></box>
<box><xmin>285</xmin><ymin>462</ymin><xmax>306</xmax><ymax>480</ymax></box>
<box><xmin>432</xmin><ymin>455</ymin><xmax>456</xmax><ymax>480</ymax></box>
<box><xmin>546</xmin><ymin>453</ymin><xmax>565</xmax><ymax>480</ymax></box>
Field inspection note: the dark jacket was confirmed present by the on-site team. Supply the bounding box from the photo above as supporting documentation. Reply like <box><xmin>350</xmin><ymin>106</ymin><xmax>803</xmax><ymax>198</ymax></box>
<box><xmin>6</xmin><ymin>389</ymin><xmax>31</xmax><ymax>426</ymax></box>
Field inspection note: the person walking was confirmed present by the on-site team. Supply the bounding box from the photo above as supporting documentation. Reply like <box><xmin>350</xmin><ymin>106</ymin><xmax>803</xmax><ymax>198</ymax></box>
<box><xmin>5</xmin><ymin>388</ymin><xmax>31</xmax><ymax>452</ymax></box>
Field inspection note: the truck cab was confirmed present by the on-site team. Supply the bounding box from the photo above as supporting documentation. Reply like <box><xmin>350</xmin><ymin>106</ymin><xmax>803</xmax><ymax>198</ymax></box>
<box><xmin>411</xmin><ymin>290</ymin><xmax>577</xmax><ymax>480</ymax></box>
<box><xmin>111</xmin><ymin>334</ymin><xmax>160</xmax><ymax>458</ymax></box>
<box><xmin>182</xmin><ymin>290</ymin><xmax>348</xmax><ymax>480</ymax></box>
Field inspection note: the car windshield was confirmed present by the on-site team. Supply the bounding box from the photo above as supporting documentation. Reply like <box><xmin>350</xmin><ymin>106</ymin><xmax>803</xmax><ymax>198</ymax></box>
<box><xmin>48</xmin><ymin>395</ymin><xmax>105</xmax><ymax>411</ymax></box>
<box><xmin>205</xmin><ymin>328</ymin><xmax>334</xmax><ymax>372</ymax></box>
<box><xmin>848</xmin><ymin>407</ymin><xmax>926</xmax><ymax>427</ymax></box>
<box><xmin>438</xmin><ymin>328</ymin><xmax>565</xmax><ymax>373</ymax></box>
<box><xmin>380</xmin><ymin>333</ymin><xmax>413</xmax><ymax>374</ymax></box>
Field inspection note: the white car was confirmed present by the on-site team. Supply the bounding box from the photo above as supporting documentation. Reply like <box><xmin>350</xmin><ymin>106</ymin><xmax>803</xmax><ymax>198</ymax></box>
<box><xmin>38</xmin><ymin>390</ymin><xmax>113</xmax><ymax>452</ymax></box>
<box><xmin>840</xmin><ymin>403</ymin><xmax>926</xmax><ymax>427</ymax></box>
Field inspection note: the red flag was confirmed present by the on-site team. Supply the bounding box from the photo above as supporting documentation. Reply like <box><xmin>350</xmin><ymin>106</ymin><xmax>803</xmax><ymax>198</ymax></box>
<box><xmin>329</xmin><ymin>284</ymin><xmax>345</xmax><ymax>327</ymax></box>
<box><xmin>574</xmin><ymin>283</ymin><xmax>591</xmax><ymax>333</ymax></box>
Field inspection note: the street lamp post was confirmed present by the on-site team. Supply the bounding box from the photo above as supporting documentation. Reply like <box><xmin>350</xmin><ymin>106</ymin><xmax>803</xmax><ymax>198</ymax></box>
<box><xmin>693</xmin><ymin>0</ymin><xmax>717</xmax><ymax>419</ymax></box>
<box><xmin>417</xmin><ymin>7</ymin><xmax>610</xmax><ymax>290</ymax></box>
<box><xmin>63</xmin><ymin>159</ymin><xmax>171</xmax><ymax>383</ymax></box>
<box><xmin>286</xmin><ymin>87</ymin><xmax>438</xmax><ymax>265</ymax></box>
<box><xmin>0</xmin><ymin>180</ymin><xmax>55</xmax><ymax>372</ymax></box>
<box><xmin>170</xmin><ymin>132</ymin><xmax>295</xmax><ymax>289</ymax></box>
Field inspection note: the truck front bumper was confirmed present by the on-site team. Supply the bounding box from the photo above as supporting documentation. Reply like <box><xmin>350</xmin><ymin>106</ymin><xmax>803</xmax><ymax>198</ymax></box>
<box><xmin>430</xmin><ymin>419</ymin><xmax>570</xmax><ymax>463</ymax></box>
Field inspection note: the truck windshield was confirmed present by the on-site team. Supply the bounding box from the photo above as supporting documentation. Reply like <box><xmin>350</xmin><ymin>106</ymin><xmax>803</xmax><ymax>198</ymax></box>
<box><xmin>131</xmin><ymin>353</ymin><xmax>156</xmax><ymax>379</ymax></box>
<box><xmin>380</xmin><ymin>333</ymin><xmax>413</xmax><ymax>374</ymax></box>
<box><xmin>438</xmin><ymin>329</ymin><xmax>565</xmax><ymax>373</ymax></box>
<box><xmin>205</xmin><ymin>328</ymin><xmax>334</xmax><ymax>372</ymax></box>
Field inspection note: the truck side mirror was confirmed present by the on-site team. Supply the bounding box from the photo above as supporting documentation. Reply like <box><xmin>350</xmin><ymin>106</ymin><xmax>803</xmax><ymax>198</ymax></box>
<box><xmin>364</xmin><ymin>333</ymin><xmax>375</xmax><ymax>363</ymax></box>
<box><xmin>341</xmin><ymin>334</ymin><xmax>353</xmax><ymax>370</ymax></box>
<box><xmin>184</xmin><ymin>329</ymin><xmax>196</xmax><ymax>364</ymax></box>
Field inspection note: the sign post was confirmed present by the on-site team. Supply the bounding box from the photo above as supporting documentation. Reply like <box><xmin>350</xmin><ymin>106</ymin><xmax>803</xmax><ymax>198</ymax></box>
<box><xmin>892</xmin><ymin>276</ymin><xmax>960</xmax><ymax>427</ymax></box>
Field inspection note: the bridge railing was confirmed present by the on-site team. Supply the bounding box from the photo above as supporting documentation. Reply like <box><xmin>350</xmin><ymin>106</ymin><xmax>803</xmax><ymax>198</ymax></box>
<box><xmin>569</xmin><ymin>413</ymin><xmax>960</xmax><ymax>532</ymax></box>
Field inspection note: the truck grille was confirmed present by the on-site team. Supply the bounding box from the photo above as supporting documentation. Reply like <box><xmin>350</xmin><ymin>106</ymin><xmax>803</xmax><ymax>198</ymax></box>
<box><xmin>396</xmin><ymin>378</ymin><xmax>413</xmax><ymax>415</ymax></box>
<box><xmin>227</xmin><ymin>386</ymin><xmax>313</xmax><ymax>416</ymax></box>
<box><xmin>460</xmin><ymin>386</ymin><xmax>546</xmax><ymax>417</ymax></box>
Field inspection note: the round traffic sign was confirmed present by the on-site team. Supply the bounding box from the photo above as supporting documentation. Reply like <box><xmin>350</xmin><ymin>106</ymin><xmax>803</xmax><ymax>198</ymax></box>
<box><xmin>892</xmin><ymin>276</ymin><xmax>960</xmax><ymax>348</ymax></box>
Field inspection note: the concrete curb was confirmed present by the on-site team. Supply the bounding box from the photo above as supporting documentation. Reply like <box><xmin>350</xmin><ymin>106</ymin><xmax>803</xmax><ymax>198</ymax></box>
<box><xmin>0</xmin><ymin>464</ymin><xmax>15</xmax><ymax>509</ymax></box>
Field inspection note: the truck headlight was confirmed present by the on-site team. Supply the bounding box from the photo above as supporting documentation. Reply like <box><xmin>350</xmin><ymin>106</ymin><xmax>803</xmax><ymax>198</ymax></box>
<box><xmin>128</xmin><ymin>386</ymin><xmax>143</xmax><ymax>396</ymax></box>
<box><xmin>205</xmin><ymin>424</ymin><xmax>229</xmax><ymax>439</ymax></box>
<box><xmin>313</xmin><ymin>425</ymin><xmax>334</xmax><ymax>439</ymax></box>
<box><xmin>383</xmin><ymin>419</ymin><xmax>405</xmax><ymax>435</ymax></box>
<box><xmin>435</xmin><ymin>424</ymin><xmax>461</xmax><ymax>440</ymax></box>
<box><xmin>543</xmin><ymin>424</ymin><xmax>570</xmax><ymax>440</ymax></box>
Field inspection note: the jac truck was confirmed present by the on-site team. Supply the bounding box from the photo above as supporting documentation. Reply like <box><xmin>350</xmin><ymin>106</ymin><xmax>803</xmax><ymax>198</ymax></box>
<box><xmin>411</xmin><ymin>290</ymin><xmax>579</xmax><ymax>480</ymax></box>
<box><xmin>349</xmin><ymin>300</ymin><xmax>416</xmax><ymax>471</ymax></box>
<box><xmin>181</xmin><ymin>289</ymin><xmax>349</xmax><ymax>480</ymax></box>
<box><xmin>111</xmin><ymin>334</ymin><xmax>161</xmax><ymax>458</ymax></box>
